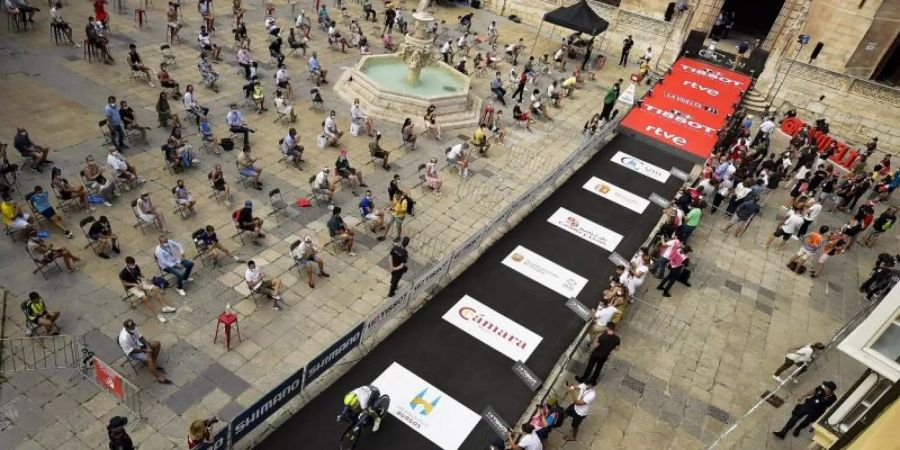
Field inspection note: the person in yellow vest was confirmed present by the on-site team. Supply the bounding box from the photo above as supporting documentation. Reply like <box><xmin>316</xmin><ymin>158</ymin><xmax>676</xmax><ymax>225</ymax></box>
<box><xmin>472</xmin><ymin>123</ymin><xmax>490</xmax><ymax>155</ymax></box>
<box><xmin>381</xmin><ymin>192</ymin><xmax>408</xmax><ymax>242</ymax></box>
<box><xmin>25</xmin><ymin>292</ymin><xmax>61</xmax><ymax>335</ymax></box>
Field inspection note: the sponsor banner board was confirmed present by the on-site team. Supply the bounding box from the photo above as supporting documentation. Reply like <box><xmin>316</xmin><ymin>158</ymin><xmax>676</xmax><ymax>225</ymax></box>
<box><xmin>231</xmin><ymin>367</ymin><xmax>305</xmax><ymax>443</ymax></box>
<box><xmin>481</xmin><ymin>406</ymin><xmax>511</xmax><ymax>438</ymax></box>
<box><xmin>409</xmin><ymin>257</ymin><xmax>452</xmax><ymax>298</ymax></box>
<box><xmin>608</xmin><ymin>252</ymin><xmax>630</xmax><ymax>268</ymax></box>
<box><xmin>547</xmin><ymin>207</ymin><xmax>623</xmax><ymax>252</ymax></box>
<box><xmin>373</xmin><ymin>362</ymin><xmax>481</xmax><ymax>450</ymax></box>
<box><xmin>649</xmin><ymin>193</ymin><xmax>671</xmax><ymax>208</ymax></box>
<box><xmin>582</xmin><ymin>177</ymin><xmax>650</xmax><ymax>214</ymax></box>
<box><xmin>670</xmin><ymin>167</ymin><xmax>689</xmax><ymax>180</ymax></box>
<box><xmin>610</xmin><ymin>151</ymin><xmax>671</xmax><ymax>183</ymax></box>
<box><xmin>92</xmin><ymin>357</ymin><xmax>125</xmax><ymax>400</ymax></box>
<box><xmin>512</xmin><ymin>361</ymin><xmax>542</xmax><ymax>391</ymax></box>
<box><xmin>502</xmin><ymin>245</ymin><xmax>588</xmax><ymax>298</ymax></box>
<box><xmin>364</xmin><ymin>290</ymin><xmax>412</xmax><ymax>340</ymax></box>
<box><xmin>442</xmin><ymin>295</ymin><xmax>543</xmax><ymax>362</ymax></box>
<box><xmin>304</xmin><ymin>322</ymin><xmax>364</xmax><ymax>385</ymax></box>
<box><xmin>565</xmin><ymin>297</ymin><xmax>592</xmax><ymax>321</ymax></box>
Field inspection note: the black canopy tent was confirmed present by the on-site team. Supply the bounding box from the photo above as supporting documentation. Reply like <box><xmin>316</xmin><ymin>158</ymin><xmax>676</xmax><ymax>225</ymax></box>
<box><xmin>530</xmin><ymin>0</ymin><xmax>610</xmax><ymax>63</ymax></box>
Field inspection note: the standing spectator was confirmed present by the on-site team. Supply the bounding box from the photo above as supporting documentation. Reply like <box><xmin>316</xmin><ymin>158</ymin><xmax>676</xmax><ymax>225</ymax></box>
<box><xmin>382</xmin><ymin>192</ymin><xmax>408</xmax><ymax>242</ymax></box>
<box><xmin>773</xmin><ymin>342</ymin><xmax>825</xmax><ymax>381</ymax></box>
<box><xmin>619</xmin><ymin>35</ymin><xmax>633</xmax><ymax>66</ymax></box>
<box><xmin>119</xmin><ymin>256</ymin><xmax>177</xmax><ymax>323</ymax></box>
<box><xmin>327</xmin><ymin>207</ymin><xmax>356</xmax><ymax>256</ymax></box>
<box><xmin>244</xmin><ymin>260</ymin><xmax>284</xmax><ymax>310</ymax></box>
<box><xmin>562</xmin><ymin>380</ymin><xmax>595</xmax><ymax>442</ymax></box>
<box><xmin>25</xmin><ymin>292</ymin><xmax>61</xmax><ymax>335</ymax></box>
<box><xmin>651</xmin><ymin>234</ymin><xmax>681</xmax><ymax>278</ymax></box>
<box><xmin>589</xmin><ymin>299</ymin><xmax>618</xmax><ymax>339</ymax></box>
<box><xmin>810</xmin><ymin>232</ymin><xmax>847</xmax><ymax>278</ymax></box>
<box><xmin>721</xmin><ymin>196</ymin><xmax>759</xmax><ymax>237</ymax></box>
<box><xmin>861</xmin><ymin>206</ymin><xmax>897</xmax><ymax>247</ymax></box>
<box><xmin>797</xmin><ymin>198</ymin><xmax>823</xmax><ymax>237</ymax></box>
<box><xmin>576</xmin><ymin>323</ymin><xmax>619</xmax><ymax>385</ymax></box>
<box><xmin>425</xmin><ymin>157</ymin><xmax>442</xmax><ymax>194</ymax></box>
<box><xmin>188</xmin><ymin>417</ymin><xmax>220</xmax><ymax>449</ymax></box>
<box><xmin>107</xmin><ymin>416</ymin><xmax>134</xmax><ymax>450</ymax></box>
<box><xmin>291</xmin><ymin>236</ymin><xmax>330</xmax><ymax>288</ymax></box>
<box><xmin>656</xmin><ymin>245</ymin><xmax>692</xmax><ymax>297</ymax></box>
<box><xmin>787</xmin><ymin>226</ymin><xmax>828</xmax><ymax>274</ymax></box>
<box><xmin>388</xmin><ymin>236</ymin><xmax>409</xmax><ymax>297</ymax></box>
<box><xmin>154</xmin><ymin>235</ymin><xmax>194</xmax><ymax>296</ymax></box>
<box><xmin>105</xmin><ymin>96</ymin><xmax>128</xmax><ymax>150</ymax></box>
<box><xmin>765</xmin><ymin>208</ymin><xmax>804</xmax><ymax>250</ymax></box>
<box><xmin>117</xmin><ymin>319</ymin><xmax>172</xmax><ymax>384</ymax></box>
<box><xmin>599</xmin><ymin>80</ymin><xmax>621</xmax><ymax>121</ymax></box>
<box><xmin>677</xmin><ymin>202</ymin><xmax>703</xmax><ymax>243</ymax></box>
<box><xmin>773</xmin><ymin>381</ymin><xmax>837</xmax><ymax>439</ymax></box>
<box><xmin>752</xmin><ymin>116</ymin><xmax>776</xmax><ymax>146</ymax></box>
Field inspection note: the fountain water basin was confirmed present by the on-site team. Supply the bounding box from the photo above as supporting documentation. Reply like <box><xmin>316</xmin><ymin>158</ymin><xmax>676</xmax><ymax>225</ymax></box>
<box><xmin>359</xmin><ymin>56</ymin><xmax>467</xmax><ymax>98</ymax></box>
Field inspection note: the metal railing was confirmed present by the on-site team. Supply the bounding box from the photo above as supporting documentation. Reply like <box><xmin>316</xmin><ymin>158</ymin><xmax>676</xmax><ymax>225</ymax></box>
<box><xmin>0</xmin><ymin>334</ymin><xmax>83</xmax><ymax>373</ymax></box>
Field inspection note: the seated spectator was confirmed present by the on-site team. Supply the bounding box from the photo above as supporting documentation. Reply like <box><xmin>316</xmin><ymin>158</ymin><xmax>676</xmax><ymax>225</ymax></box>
<box><xmin>274</xmin><ymin>90</ymin><xmax>297</xmax><ymax>122</ymax></box>
<box><xmin>244</xmin><ymin>260</ymin><xmax>283</xmax><ymax>310</ymax></box>
<box><xmin>50</xmin><ymin>2</ymin><xmax>78</xmax><ymax>47</ymax></box>
<box><xmin>547</xmin><ymin>81</ymin><xmax>562</xmax><ymax>107</ymax></box>
<box><xmin>84</xmin><ymin>16</ymin><xmax>114</xmax><ymax>64</ymax></box>
<box><xmin>425</xmin><ymin>157</ymin><xmax>442</xmax><ymax>194</ymax></box>
<box><xmin>335</xmin><ymin>150</ymin><xmax>367</xmax><ymax>195</ymax></box>
<box><xmin>154</xmin><ymin>235</ymin><xmax>194</xmax><ymax>296</ymax></box>
<box><xmin>471</xmin><ymin>123</ymin><xmax>491</xmax><ymax>155</ymax></box>
<box><xmin>157</xmin><ymin>65</ymin><xmax>181</xmax><ymax>99</ymax></box>
<box><xmin>368</xmin><ymin>132</ymin><xmax>391</xmax><ymax>170</ymax></box>
<box><xmin>530</xmin><ymin>89</ymin><xmax>552</xmax><ymax>120</ymax></box>
<box><xmin>269</xmin><ymin>35</ymin><xmax>286</xmax><ymax>65</ymax></box>
<box><xmin>25</xmin><ymin>292</ymin><xmax>61</xmax><ymax>335</ymax></box>
<box><xmin>209</xmin><ymin>164</ymin><xmax>232</xmax><ymax>207</ymax></box>
<box><xmin>423</xmin><ymin>104</ymin><xmax>442</xmax><ymax>140</ymax></box>
<box><xmin>512</xmin><ymin>102</ymin><xmax>534</xmax><ymax>131</ymax></box>
<box><xmin>290</xmin><ymin>236</ymin><xmax>330</xmax><ymax>288</ymax></box>
<box><xmin>119</xmin><ymin>100</ymin><xmax>150</xmax><ymax>143</ymax></box>
<box><xmin>26</xmin><ymin>231</ymin><xmax>80</xmax><ymax>271</ymax></box>
<box><xmin>1</xmin><ymin>192</ymin><xmax>34</xmax><ymax>235</ymax></box>
<box><xmin>327</xmin><ymin>21</ymin><xmax>348</xmax><ymax>52</ymax></box>
<box><xmin>197</xmin><ymin>26</ymin><xmax>222</xmax><ymax>60</ymax></box>
<box><xmin>237</xmin><ymin>147</ymin><xmax>263</xmax><ymax>190</ymax></box>
<box><xmin>350</xmin><ymin>98</ymin><xmax>374</xmax><ymax>137</ymax></box>
<box><xmin>127</xmin><ymin>44</ymin><xmax>155</xmax><ymax>86</ymax></box>
<box><xmin>313</xmin><ymin>168</ymin><xmax>335</xmax><ymax>205</ymax></box>
<box><xmin>119</xmin><ymin>257</ymin><xmax>176</xmax><ymax>323</ymax></box>
<box><xmin>25</xmin><ymin>185</ymin><xmax>73</xmax><ymax>238</ymax></box>
<box><xmin>323</xmin><ymin>110</ymin><xmax>343</xmax><ymax>146</ymax></box>
<box><xmin>308</xmin><ymin>52</ymin><xmax>329</xmax><ymax>83</ymax></box>
<box><xmin>135</xmin><ymin>192</ymin><xmax>170</xmax><ymax>233</ymax></box>
<box><xmin>173</xmin><ymin>179</ymin><xmax>196</xmax><ymax>213</ymax></box>
<box><xmin>490</xmin><ymin>110</ymin><xmax>507</xmax><ymax>145</ymax></box>
<box><xmin>198</xmin><ymin>114</ymin><xmax>220</xmax><ymax>154</ymax></box>
<box><xmin>401</xmin><ymin>118</ymin><xmax>417</xmax><ymax>149</ymax></box>
<box><xmin>236</xmin><ymin>44</ymin><xmax>254</xmax><ymax>79</ymax></box>
<box><xmin>227</xmin><ymin>104</ymin><xmax>255</xmax><ymax>149</ymax></box>
<box><xmin>446</xmin><ymin>143</ymin><xmax>471</xmax><ymax>178</ymax></box>
<box><xmin>13</xmin><ymin>127</ymin><xmax>51</xmax><ymax>172</ymax></box>
<box><xmin>358</xmin><ymin>36</ymin><xmax>372</xmax><ymax>55</ymax></box>
<box><xmin>163</xmin><ymin>138</ymin><xmax>197</xmax><ymax>171</ymax></box>
<box><xmin>195</xmin><ymin>225</ymin><xmax>242</xmax><ymax>265</ymax></box>
<box><xmin>327</xmin><ymin>207</ymin><xmax>356</xmax><ymax>255</ymax></box>
<box><xmin>81</xmin><ymin>154</ymin><xmax>117</xmax><ymax>202</ymax></box>
<box><xmin>182</xmin><ymin>85</ymin><xmax>210</xmax><ymax>122</ymax></box>
<box><xmin>275</xmin><ymin>65</ymin><xmax>293</xmax><ymax>101</ymax></box>
<box><xmin>88</xmin><ymin>215</ymin><xmax>119</xmax><ymax>258</ymax></box>
<box><xmin>235</xmin><ymin>200</ymin><xmax>264</xmax><ymax>244</ymax></box>
<box><xmin>288</xmin><ymin>28</ymin><xmax>308</xmax><ymax>56</ymax></box>
<box><xmin>107</xmin><ymin>146</ymin><xmax>143</xmax><ymax>185</ymax></box>
<box><xmin>50</xmin><ymin>167</ymin><xmax>91</xmax><ymax>211</ymax></box>
<box><xmin>280</xmin><ymin>128</ymin><xmax>304</xmax><ymax>168</ymax></box>
<box><xmin>156</xmin><ymin>92</ymin><xmax>182</xmax><ymax>129</ymax></box>
<box><xmin>118</xmin><ymin>319</ymin><xmax>172</xmax><ymax>383</ymax></box>
<box><xmin>382</xmin><ymin>32</ymin><xmax>395</xmax><ymax>52</ymax></box>
<box><xmin>233</xmin><ymin>19</ymin><xmax>250</xmax><ymax>48</ymax></box>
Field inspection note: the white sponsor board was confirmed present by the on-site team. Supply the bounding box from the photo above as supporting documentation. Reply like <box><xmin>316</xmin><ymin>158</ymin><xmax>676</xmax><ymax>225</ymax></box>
<box><xmin>618</xmin><ymin>83</ymin><xmax>636</xmax><ymax>105</ymax></box>
<box><xmin>547</xmin><ymin>208</ymin><xmax>623</xmax><ymax>252</ymax></box>
<box><xmin>372</xmin><ymin>362</ymin><xmax>481</xmax><ymax>450</ymax></box>
<box><xmin>582</xmin><ymin>177</ymin><xmax>650</xmax><ymax>214</ymax></box>
<box><xmin>442</xmin><ymin>295</ymin><xmax>543</xmax><ymax>362</ymax></box>
<box><xmin>610</xmin><ymin>151</ymin><xmax>671</xmax><ymax>183</ymax></box>
<box><xmin>502</xmin><ymin>245</ymin><xmax>588</xmax><ymax>298</ymax></box>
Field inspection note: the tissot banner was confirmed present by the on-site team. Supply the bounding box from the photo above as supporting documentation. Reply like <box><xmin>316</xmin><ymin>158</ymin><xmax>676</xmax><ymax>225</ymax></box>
<box><xmin>373</xmin><ymin>362</ymin><xmax>481</xmax><ymax>450</ymax></box>
<box><xmin>442</xmin><ymin>295</ymin><xmax>543</xmax><ymax>362</ymax></box>
<box><xmin>501</xmin><ymin>245</ymin><xmax>588</xmax><ymax>298</ymax></box>
<box><xmin>582</xmin><ymin>177</ymin><xmax>651</xmax><ymax>214</ymax></box>
<box><xmin>547</xmin><ymin>208</ymin><xmax>623</xmax><ymax>252</ymax></box>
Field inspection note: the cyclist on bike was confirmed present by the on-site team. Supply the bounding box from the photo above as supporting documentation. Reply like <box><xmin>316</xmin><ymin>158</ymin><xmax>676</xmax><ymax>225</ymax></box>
<box><xmin>339</xmin><ymin>385</ymin><xmax>382</xmax><ymax>432</ymax></box>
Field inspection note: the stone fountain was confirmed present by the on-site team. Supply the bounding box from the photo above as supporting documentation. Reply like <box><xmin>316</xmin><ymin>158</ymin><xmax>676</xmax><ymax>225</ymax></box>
<box><xmin>333</xmin><ymin>0</ymin><xmax>480</xmax><ymax>130</ymax></box>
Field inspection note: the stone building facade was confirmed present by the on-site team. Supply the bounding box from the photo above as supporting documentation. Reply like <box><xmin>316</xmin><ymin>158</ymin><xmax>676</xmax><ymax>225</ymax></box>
<box><xmin>482</xmin><ymin>0</ymin><xmax>900</xmax><ymax>151</ymax></box>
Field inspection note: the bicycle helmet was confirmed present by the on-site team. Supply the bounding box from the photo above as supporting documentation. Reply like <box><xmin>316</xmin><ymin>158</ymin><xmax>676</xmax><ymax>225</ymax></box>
<box><xmin>344</xmin><ymin>392</ymin><xmax>359</xmax><ymax>407</ymax></box>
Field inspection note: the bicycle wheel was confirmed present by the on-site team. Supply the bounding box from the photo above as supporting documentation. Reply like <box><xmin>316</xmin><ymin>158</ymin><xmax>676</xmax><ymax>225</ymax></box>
<box><xmin>339</xmin><ymin>424</ymin><xmax>361</xmax><ymax>450</ymax></box>
<box><xmin>373</xmin><ymin>395</ymin><xmax>391</xmax><ymax>419</ymax></box>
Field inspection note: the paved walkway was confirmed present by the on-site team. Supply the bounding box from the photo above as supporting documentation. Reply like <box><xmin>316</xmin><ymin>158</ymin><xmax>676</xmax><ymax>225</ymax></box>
<box><xmin>0</xmin><ymin>1</ymin><xmax>644</xmax><ymax>449</ymax></box>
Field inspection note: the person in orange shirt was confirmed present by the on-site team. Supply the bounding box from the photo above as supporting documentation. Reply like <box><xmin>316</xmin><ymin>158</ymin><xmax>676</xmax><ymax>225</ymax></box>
<box><xmin>788</xmin><ymin>226</ymin><xmax>829</xmax><ymax>274</ymax></box>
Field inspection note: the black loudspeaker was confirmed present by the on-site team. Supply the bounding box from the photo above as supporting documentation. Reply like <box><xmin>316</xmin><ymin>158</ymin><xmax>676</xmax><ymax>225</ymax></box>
<box><xmin>743</xmin><ymin>48</ymin><xmax>770</xmax><ymax>77</ymax></box>
<box><xmin>810</xmin><ymin>42</ymin><xmax>824</xmax><ymax>61</ymax></box>
<box><xmin>664</xmin><ymin>2</ymin><xmax>675</xmax><ymax>21</ymax></box>
<box><xmin>681</xmin><ymin>30</ymin><xmax>706</xmax><ymax>58</ymax></box>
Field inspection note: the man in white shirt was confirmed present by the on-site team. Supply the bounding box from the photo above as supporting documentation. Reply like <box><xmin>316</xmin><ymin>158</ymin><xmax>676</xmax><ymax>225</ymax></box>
<box><xmin>766</xmin><ymin>209</ymin><xmax>805</xmax><ymax>250</ymax></box>
<box><xmin>630</xmin><ymin>253</ymin><xmax>650</xmax><ymax>291</ymax></box>
<box><xmin>236</xmin><ymin>47</ymin><xmax>253</xmax><ymax>79</ymax></box>
<box><xmin>275</xmin><ymin>64</ymin><xmax>292</xmax><ymax>99</ymax></box>
<box><xmin>106</xmin><ymin>146</ymin><xmax>142</xmax><ymax>184</ymax></box>
<box><xmin>446</xmin><ymin>143</ymin><xmax>471</xmax><ymax>178</ymax></box>
<box><xmin>440</xmin><ymin>40</ymin><xmax>451</xmax><ymax>63</ymax></box>
<box><xmin>244</xmin><ymin>260</ymin><xmax>284</xmax><ymax>310</ymax></box>
<box><xmin>773</xmin><ymin>342</ymin><xmax>825</xmax><ymax>381</ymax></box>
<box><xmin>505</xmin><ymin>423</ymin><xmax>542</xmax><ymax>450</ymax></box>
<box><xmin>323</xmin><ymin>110</ymin><xmax>343</xmax><ymax>146</ymax></box>
<box><xmin>226</xmin><ymin>104</ymin><xmax>255</xmax><ymax>149</ymax></box>
<box><xmin>563</xmin><ymin>380</ymin><xmax>596</xmax><ymax>442</ymax></box>
<box><xmin>154</xmin><ymin>235</ymin><xmax>194</xmax><ymax>295</ymax></box>
<box><xmin>313</xmin><ymin>168</ymin><xmax>335</xmax><ymax>204</ymax></box>
<box><xmin>642</xmin><ymin>46</ymin><xmax>653</xmax><ymax>64</ymax></box>
<box><xmin>118</xmin><ymin>319</ymin><xmax>171</xmax><ymax>383</ymax></box>
<box><xmin>753</xmin><ymin>116</ymin><xmax>776</xmax><ymax>146</ymax></box>
<box><xmin>798</xmin><ymin>198</ymin><xmax>822</xmax><ymax>236</ymax></box>
<box><xmin>590</xmin><ymin>300</ymin><xmax>618</xmax><ymax>338</ymax></box>
<box><xmin>291</xmin><ymin>236</ymin><xmax>331</xmax><ymax>288</ymax></box>
<box><xmin>281</xmin><ymin>128</ymin><xmax>304</xmax><ymax>167</ymax></box>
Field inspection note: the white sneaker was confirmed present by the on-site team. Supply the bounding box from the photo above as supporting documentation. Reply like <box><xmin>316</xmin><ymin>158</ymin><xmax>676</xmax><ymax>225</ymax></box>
<box><xmin>348</xmin><ymin>251</ymin><xmax>357</xmax><ymax>256</ymax></box>
<box><xmin>186</xmin><ymin>277</ymin><xmax>195</xmax><ymax>282</ymax></box>
<box><xmin>103</xmin><ymin>201</ymin><xmax>113</xmax><ymax>207</ymax></box>
<box><xmin>372</xmin><ymin>417</ymin><xmax>381</xmax><ymax>432</ymax></box>
<box><xmin>177</xmin><ymin>289</ymin><xmax>186</xmax><ymax>296</ymax></box>
<box><xmin>161</xmin><ymin>306</ymin><xmax>177</xmax><ymax>313</ymax></box>
<box><xmin>157</xmin><ymin>315</ymin><xmax>167</xmax><ymax>323</ymax></box>
<box><xmin>272</xmin><ymin>294</ymin><xmax>282</xmax><ymax>301</ymax></box>
<box><xmin>772</xmin><ymin>375</ymin><xmax>783</xmax><ymax>382</ymax></box>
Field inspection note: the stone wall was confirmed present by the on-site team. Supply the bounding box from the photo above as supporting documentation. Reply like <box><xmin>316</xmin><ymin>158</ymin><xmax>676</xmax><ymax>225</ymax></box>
<box><xmin>771</xmin><ymin>60</ymin><xmax>900</xmax><ymax>152</ymax></box>
<box><xmin>797</xmin><ymin>0</ymin><xmax>884</xmax><ymax>73</ymax></box>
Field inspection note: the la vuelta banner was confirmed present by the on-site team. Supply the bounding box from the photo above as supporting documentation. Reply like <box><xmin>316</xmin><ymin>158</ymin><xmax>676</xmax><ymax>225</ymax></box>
<box><xmin>620</xmin><ymin>57</ymin><xmax>752</xmax><ymax>162</ymax></box>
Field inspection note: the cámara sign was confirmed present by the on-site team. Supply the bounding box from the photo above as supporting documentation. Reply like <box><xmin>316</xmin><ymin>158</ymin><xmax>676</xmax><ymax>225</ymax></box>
<box><xmin>442</xmin><ymin>295</ymin><xmax>543</xmax><ymax>362</ymax></box>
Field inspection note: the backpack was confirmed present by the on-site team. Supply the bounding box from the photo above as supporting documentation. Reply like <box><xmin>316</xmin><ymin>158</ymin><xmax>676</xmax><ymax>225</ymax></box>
<box><xmin>220</xmin><ymin>137</ymin><xmax>234</xmax><ymax>151</ymax></box>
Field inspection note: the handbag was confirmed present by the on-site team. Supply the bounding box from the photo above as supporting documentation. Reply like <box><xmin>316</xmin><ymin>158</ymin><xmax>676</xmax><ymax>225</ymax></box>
<box><xmin>151</xmin><ymin>276</ymin><xmax>170</xmax><ymax>288</ymax></box>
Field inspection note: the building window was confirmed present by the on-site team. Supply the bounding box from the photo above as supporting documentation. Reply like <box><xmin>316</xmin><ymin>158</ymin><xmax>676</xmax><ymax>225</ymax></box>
<box><xmin>870</xmin><ymin>313</ymin><xmax>900</xmax><ymax>362</ymax></box>
<box><xmin>832</xmin><ymin>375</ymin><xmax>891</xmax><ymax>433</ymax></box>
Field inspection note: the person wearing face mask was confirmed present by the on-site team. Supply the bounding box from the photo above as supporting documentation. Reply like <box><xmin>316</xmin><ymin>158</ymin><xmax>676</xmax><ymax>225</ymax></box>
<box><xmin>334</xmin><ymin>150</ymin><xmax>366</xmax><ymax>196</ymax></box>
<box><xmin>135</xmin><ymin>191</ymin><xmax>169</xmax><ymax>233</ymax></box>
<box><xmin>81</xmin><ymin>154</ymin><xmax>117</xmax><ymax>201</ymax></box>
<box><xmin>323</xmin><ymin>110</ymin><xmax>343</xmax><ymax>147</ymax></box>
<box><xmin>154</xmin><ymin>235</ymin><xmax>194</xmax><ymax>296</ymax></box>
<box><xmin>118</xmin><ymin>319</ymin><xmax>172</xmax><ymax>383</ymax></box>
<box><xmin>119</xmin><ymin>256</ymin><xmax>176</xmax><ymax>323</ymax></box>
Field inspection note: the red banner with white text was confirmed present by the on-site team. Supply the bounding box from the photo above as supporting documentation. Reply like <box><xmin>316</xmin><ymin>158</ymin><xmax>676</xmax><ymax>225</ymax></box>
<box><xmin>620</xmin><ymin>58</ymin><xmax>752</xmax><ymax>162</ymax></box>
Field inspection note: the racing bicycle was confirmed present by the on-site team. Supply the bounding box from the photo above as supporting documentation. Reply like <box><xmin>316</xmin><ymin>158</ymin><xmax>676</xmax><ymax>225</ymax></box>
<box><xmin>339</xmin><ymin>395</ymin><xmax>391</xmax><ymax>450</ymax></box>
